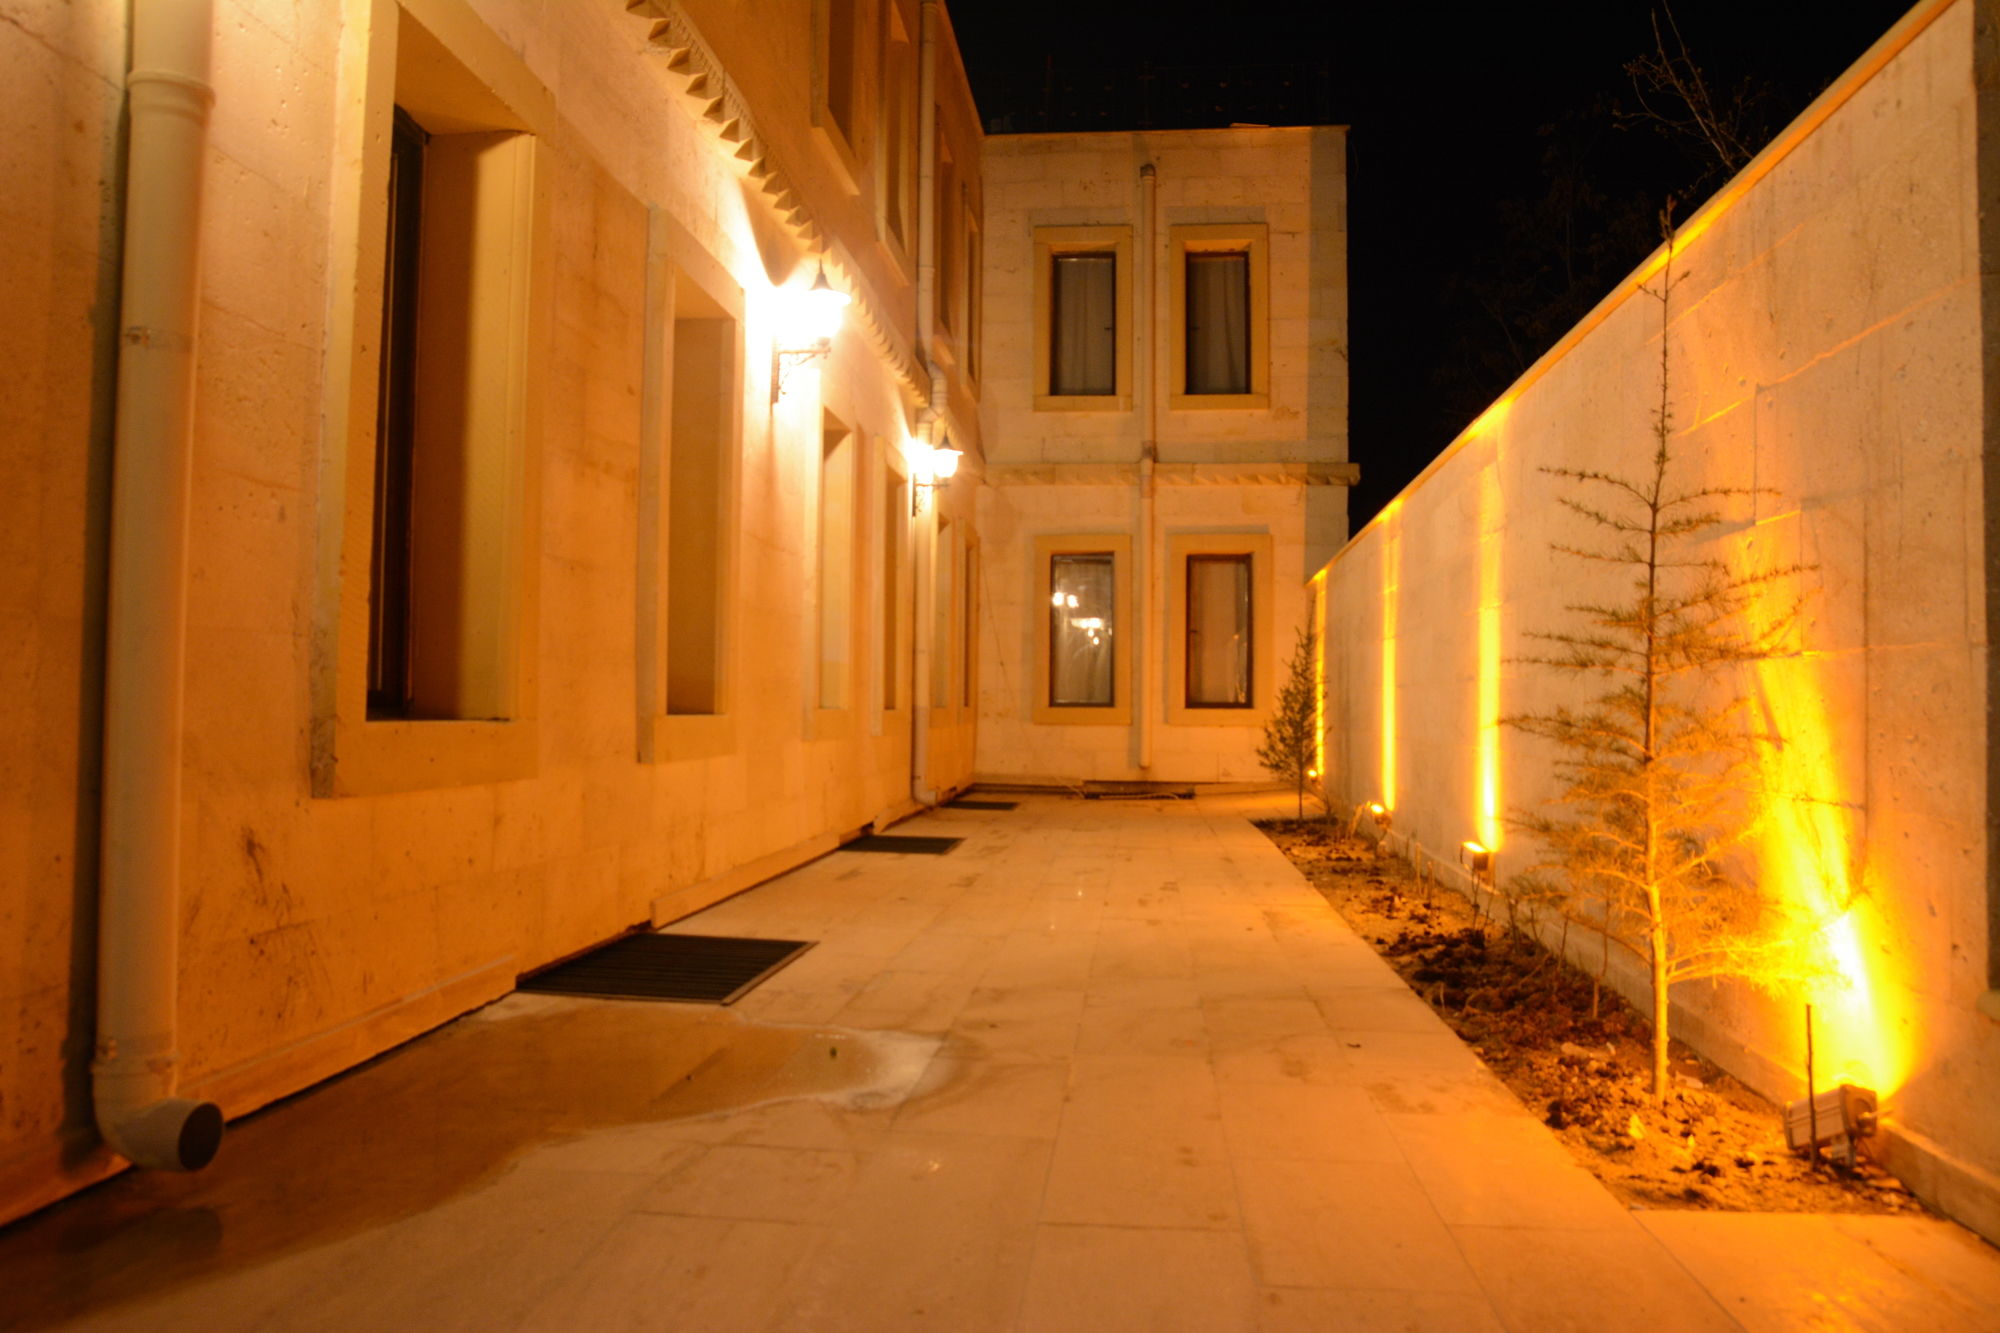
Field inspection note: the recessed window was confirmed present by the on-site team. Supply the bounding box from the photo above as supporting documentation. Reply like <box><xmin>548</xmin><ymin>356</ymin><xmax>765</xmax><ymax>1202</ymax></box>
<box><xmin>1033</xmin><ymin>227</ymin><xmax>1132</xmax><ymax>412</ymax></box>
<box><xmin>1169</xmin><ymin>223</ymin><xmax>1269</xmax><ymax>408</ymax></box>
<box><xmin>1049</xmin><ymin>553</ymin><xmax>1115</xmax><ymax>707</ymax></box>
<box><xmin>819</xmin><ymin>414</ymin><xmax>857</xmax><ymax>709</ymax></box>
<box><xmin>1051</xmin><ymin>254</ymin><xmax>1115</xmax><ymax>397</ymax></box>
<box><xmin>880</xmin><ymin>459</ymin><xmax>903</xmax><ymax>711</ymax></box>
<box><xmin>366</xmin><ymin>107</ymin><xmax>427</xmax><ymax>718</ymax></box>
<box><xmin>1185</xmin><ymin>252</ymin><xmax>1251</xmax><ymax>397</ymax></box>
<box><xmin>1185</xmin><ymin>554</ymin><xmax>1252</xmax><ymax>707</ymax></box>
<box><xmin>666</xmin><ymin>278</ymin><xmax>737</xmax><ymax>716</ymax></box>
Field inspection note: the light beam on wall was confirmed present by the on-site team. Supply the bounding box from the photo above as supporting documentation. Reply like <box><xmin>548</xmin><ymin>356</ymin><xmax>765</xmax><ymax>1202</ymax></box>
<box><xmin>1476</xmin><ymin>462</ymin><xmax>1503</xmax><ymax>852</ymax></box>
<box><xmin>1311</xmin><ymin>570</ymin><xmax>1328</xmax><ymax>783</ymax></box>
<box><xmin>1380</xmin><ymin>513</ymin><xmax>1400</xmax><ymax>812</ymax></box>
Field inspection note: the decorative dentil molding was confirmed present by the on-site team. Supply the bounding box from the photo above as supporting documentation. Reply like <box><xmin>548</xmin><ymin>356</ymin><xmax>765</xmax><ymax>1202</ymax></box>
<box><xmin>623</xmin><ymin>1</ymin><xmax>928</xmax><ymax>408</ymax></box>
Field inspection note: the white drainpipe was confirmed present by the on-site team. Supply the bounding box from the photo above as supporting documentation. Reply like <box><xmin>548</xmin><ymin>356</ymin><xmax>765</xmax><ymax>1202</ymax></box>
<box><xmin>908</xmin><ymin>0</ymin><xmax>942</xmax><ymax>807</ymax></box>
<box><xmin>95</xmin><ymin>0</ymin><xmax>224</xmax><ymax>1171</ymax></box>
<box><xmin>1135</xmin><ymin>158</ymin><xmax>1159</xmax><ymax>773</ymax></box>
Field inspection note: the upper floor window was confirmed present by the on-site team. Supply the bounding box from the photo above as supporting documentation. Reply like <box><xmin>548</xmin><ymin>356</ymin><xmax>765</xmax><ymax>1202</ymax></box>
<box><xmin>1170</xmin><ymin>223</ymin><xmax>1270</xmax><ymax>408</ymax></box>
<box><xmin>1033</xmin><ymin>226</ymin><xmax>1133</xmax><ymax>412</ymax></box>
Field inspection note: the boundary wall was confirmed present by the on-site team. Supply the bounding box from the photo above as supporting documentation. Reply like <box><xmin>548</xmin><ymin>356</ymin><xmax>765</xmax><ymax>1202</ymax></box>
<box><xmin>1315</xmin><ymin>0</ymin><xmax>2000</xmax><ymax>1241</ymax></box>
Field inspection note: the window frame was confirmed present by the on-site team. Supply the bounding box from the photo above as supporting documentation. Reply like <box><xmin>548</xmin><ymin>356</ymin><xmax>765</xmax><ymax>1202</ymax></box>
<box><xmin>1032</xmin><ymin>226</ymin><xmax>1133</xmax><ymax>413</ymax></box>
<box><xmin>810</xmin><ymin>0</ymin><xmax>869</xmax><ymax>196</ymax></box>
<box><xmin>1168</xmin><ymin>223</ymin><xmax>1270</xmax><ymax>410</ymax></box>
<box><xmin>637</xmin><ymin>209</ymin><xmax>746</xmax><ymax>763</ymax></box>
<box><xmin>313</xmin><ymin>0</ymin><xmax>554</xmax><ymax>798</ymax></box>
<box><xmin>1032</xmin><ymin>533</ymin><xmax>1132</xmax><ymax>726</ymax></box>
<box><xmin>1165</xmin><ymin>532</ymin><xmax>1274</xmax><ymax>728</ymax></box>
<box><xmin>1183</xmin><ymin>553</ymin><xmax>1255</xmax><ymax>710</ymax></box>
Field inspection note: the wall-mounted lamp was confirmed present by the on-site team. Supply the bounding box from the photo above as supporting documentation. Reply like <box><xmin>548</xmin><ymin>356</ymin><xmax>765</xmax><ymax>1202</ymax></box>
<box><xmin>1460</xmin><ymin>840</ymin><xmax>1493</xmax><ymax>879</ymax></box>
<box><xmin>909</xmin><ymin>441</ymin><xmax>962</xmax><ymax>514</ymax></box>
<box><xmin>770</xmin><ymin>261</ymin><xmax>852</xmax><ymax>403</ymax></box>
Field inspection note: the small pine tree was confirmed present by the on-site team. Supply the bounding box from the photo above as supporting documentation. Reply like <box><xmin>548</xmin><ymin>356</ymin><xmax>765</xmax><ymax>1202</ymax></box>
<box><xmin>1259</xmin><ymin>615</ymin><xmax>1320</xmax><ymax>819</ymax></box>
<box><xmin>1506</xmin><ymin>207</ymin><xmax>1824</xmax><ymax>1102</ymax></box>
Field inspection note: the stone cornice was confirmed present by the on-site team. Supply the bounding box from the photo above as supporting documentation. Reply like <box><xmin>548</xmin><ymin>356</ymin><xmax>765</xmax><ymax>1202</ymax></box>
<box><xmin>623</xmin><ymin>2</ymin><xmax>929</xmax><ymax>408</ymax></box>
<box><xmin>984</xmin><ymin>461</ymin><xmax>1359</xmax><ymax>487</ymax></box>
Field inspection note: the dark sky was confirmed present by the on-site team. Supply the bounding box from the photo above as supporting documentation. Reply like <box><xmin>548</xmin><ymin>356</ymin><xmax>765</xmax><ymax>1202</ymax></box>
<box><xmin>951</xmin><ymin>1</ymin><xmax>1917</xmax><ymax>527</ymax></box>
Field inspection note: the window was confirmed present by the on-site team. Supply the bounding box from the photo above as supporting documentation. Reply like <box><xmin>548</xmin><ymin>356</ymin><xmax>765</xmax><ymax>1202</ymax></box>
<box><xmin>1031</xmin><ymin>534</ymin><xmax>1132</xmax><ymax>725</ymax></box>
<box><xmin>961</xmin><ymin>539</ymin><xmax>978</xmax><ymax>709</ymax></box>
<box><xmin>935</xmin><ymin>143</ymin><xmax>957</xmax><ymax>334</ymax></box>
<box><xmin>1185</xmin><ymin>555</ymin><xmax>1252</xmax><ymax>707</ymax></box>
<box><xmin>964</xmin><ymin>208</ymin><xmax>983</xmax><ymax>385</ymax></box>
<box><xmin>878</xmin><ymin>7</ymin><xmax>915</xmax><ymax>259</ymax></box>
<box><xmin>1169</xmin><ymin>223</ymin><xmax>1269</xmax><ymax>408</ymax></box>
<box><xmin>1166</xmin><ymin>533</ymin><xmax>1273</xmax><ymax>728</ymax></box>
<box><xmin>818</xmin><ymin>414</ymin><xmax>857</xmax><ymax>709</ymax></box>
<box><xmin>366</xmin><ymin>107</ymin><xmax>426</xmax><ymax>718</ymax></box>
<box><xmin>1033</xmin><ymin>227</ymin><xmax>1132</xmax><ymax>411</ymax></box>
<box><xmin>665</xmin><ymin>274</ymin><xmax>737</xmax><ymax>717</ymax></box>
<box><xmin>1185</xmin><ymin>252</ymin><xmax>1250</xmax><ymax>396</ymax></box>
<box><xmin>879</xmin><ymin>451</ymin><xmax>904</xmax><ymax>711</ymax></box>
<box><xmin>1051</xmin><ymin>255</ymin><xmax>1113</xmax><ymax>396</ymax></box>
<box><xmin>932</xmin><ymin>517</ymin><xmax>955</xmax><ymax>707</ymax></box>
<box><xmin>1049</xmin><ymin>554</ymin><xmax>1113</xmax><ymax>707</ymax></box>
<box><xmin>811</xmin><ymin>0</ymin><xmax>866</xmax><ymax>191</ymax></box>
<box><xmin>315</xmin><ymin>1</ymin><xmax>550</xmax><ymax>797</ymax></box>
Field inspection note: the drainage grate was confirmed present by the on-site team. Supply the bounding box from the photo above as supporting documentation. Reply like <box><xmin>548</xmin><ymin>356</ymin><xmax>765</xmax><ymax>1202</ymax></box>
<box><xmin>947</xmin><ymin>798</ymin><xmax>1018</xmax><ymax>811</ymax></box>
<box><xmin>1082</xmin><ymin>780</ymin><xmax>1195</xmax><ymax>800</ymax></box>
<box><xmin>518</xmin><ymin>932</ymin><xmax>814</xmax><ymax>1005</ymax></box>
<box><xmin>843</xmin><ymin>834</ymin><xmax>963</xmax><ymax>855</ymax></box>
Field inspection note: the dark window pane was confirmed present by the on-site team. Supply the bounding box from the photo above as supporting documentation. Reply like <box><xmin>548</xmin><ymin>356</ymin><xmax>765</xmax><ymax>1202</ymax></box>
<box><xmin>1186</xmin><ymin>251</ymin><xmax>1250</xmax><ymax>395</ymax></box>
<box><xmin>1051</xmin><ymin>253</ymin><xmax>1115</xmax><ymax>396</ymax></box>
<box><xmin>367</xmin><ymin>107</ymin><xmax>427</xmax><ymax>719</ymax></box>
<box><xmin>1050</xmin><ymin>553</ymin><xmax>1114</xmax><ymax>706</ymax></box>
<box><xmin>1186</xmin><ymin>554</ymin><xmax>1251</xmax><ymax>707</ymax></box>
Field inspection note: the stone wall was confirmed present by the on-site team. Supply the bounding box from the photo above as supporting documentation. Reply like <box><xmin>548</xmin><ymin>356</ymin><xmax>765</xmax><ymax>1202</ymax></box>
<box><xmin>0</xmin><ymin>0</ymin><xmax>979</xmax><ymax>1222</ymax></box>
<box><xmin>974</xmin><ymin>128</ymin><xmax>1350</xmax><ymax>784</ymax></box>
<box><xmin>1314</xmin><ymin>0</ymin><xmax>2000</xmax><ymax>1241</ymax></box>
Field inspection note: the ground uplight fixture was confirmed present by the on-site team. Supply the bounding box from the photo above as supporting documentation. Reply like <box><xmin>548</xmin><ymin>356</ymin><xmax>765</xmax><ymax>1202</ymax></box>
<box><xmin>1460</xmin><ymin>840</ymin><xmax>1492</xmax><ymax>878</ymax></box>
<box><xmin>1368</xmin><ymin>801</ymin><xmax>1391</xmax><ymax>829</ymax></box>
<box><xmin>1784</xmin><ymin>1082</ymin><xmax>1877</xmax><ymax>1167</ymax></box>
<box><xmin>770</xmin><ymin>260</ymin><xmax>852</xmax><ymax>402</ymax></box>
<box><xmin>909</xmin><ymin>440</ymin><xmax>962</xmax><ymax>513</ymax></box>
<box><xmin>1347</xmin><ymin>800</ymin><xmax>1392</xmax><ymax>841</ymax></box>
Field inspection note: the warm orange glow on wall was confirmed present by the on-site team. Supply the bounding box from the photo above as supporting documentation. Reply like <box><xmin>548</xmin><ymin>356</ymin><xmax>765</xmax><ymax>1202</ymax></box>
<box><xmin>1380</xmin><ymin>520</ymin><xmax>1400</xmax><ymax>811</ymax></box>
<box><xmin>1747</xmin><ymin>571</ymin><xmax>1912</xmax><ymax>1097</ymax></box>
<box><xmin>1310</xmin><ymin>570</ymin><xmax>1327</xmax><ymax>782</ymax></box>
<box><xmin>1475</xmin><ymin>465</ymin><xmax>1502</xmax><ymax>851</ymax></box>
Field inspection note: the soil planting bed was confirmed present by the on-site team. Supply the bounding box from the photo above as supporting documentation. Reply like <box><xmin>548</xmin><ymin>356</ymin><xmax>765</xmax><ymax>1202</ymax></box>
<box><xmin>1259</xmin><ymin>818</ymin><xmax>1925</xmax><ymax>1216</ymax></box>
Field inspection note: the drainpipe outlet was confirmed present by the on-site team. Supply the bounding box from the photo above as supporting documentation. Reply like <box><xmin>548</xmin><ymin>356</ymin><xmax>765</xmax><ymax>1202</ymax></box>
<box><xmin>94</xmin><ymin>1089</ymin><xmax>224</xmax><ymax>1172</ymax></box>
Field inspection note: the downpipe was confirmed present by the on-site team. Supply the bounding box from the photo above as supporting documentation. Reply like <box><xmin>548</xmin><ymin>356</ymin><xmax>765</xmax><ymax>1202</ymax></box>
<box><xmin>1135</xmin><ymin>159</ymin><xmax>1158</xmax><ymax>773</ymax></box>
<box><xmin>908</xmin><ymin>0</ymin><xmax>941</xmax><ymax>807</ymax></box>
<box><xmin>95</xmin><ymin>0</ymin><xmax>224</xmax><ymax>1171</ymax></box>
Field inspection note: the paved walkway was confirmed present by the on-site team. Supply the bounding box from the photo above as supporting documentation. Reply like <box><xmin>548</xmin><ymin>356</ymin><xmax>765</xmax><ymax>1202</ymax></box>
<box><xmin>4</xmin><ymin>794</ymin><xmax>1998</xmax><ymax>1331</ymax></box>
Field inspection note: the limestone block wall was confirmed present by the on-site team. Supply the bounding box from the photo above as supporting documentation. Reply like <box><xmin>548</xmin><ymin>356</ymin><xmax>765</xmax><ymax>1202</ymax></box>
<box><xmin>974</xmin><ymin>127</ymin><xmax>1349</xmax><ymax>783</ymax></box>
<box><xmin>1315</xmin><ymin>0</ymin><xmax>2000</xmax><ymax>1241</ymax></box>
<box><xmin>0</xmin><ymin>0</ymin><xmax>978</xmax><ymax>1222</ymax></box>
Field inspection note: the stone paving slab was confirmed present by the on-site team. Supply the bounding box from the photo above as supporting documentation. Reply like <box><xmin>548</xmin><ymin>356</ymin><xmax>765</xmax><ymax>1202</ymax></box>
<box><xmin>4</xmin><ymin>792</ymin><xmax>1997</xmax><ymax>1331</ymax></box>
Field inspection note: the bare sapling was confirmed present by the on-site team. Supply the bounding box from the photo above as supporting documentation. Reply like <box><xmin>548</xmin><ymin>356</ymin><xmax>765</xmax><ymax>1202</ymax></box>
<box><xmin>1505</xmin><ymin>202</ymin><xmax>1826</xmax><ymax>1102</ymax></box>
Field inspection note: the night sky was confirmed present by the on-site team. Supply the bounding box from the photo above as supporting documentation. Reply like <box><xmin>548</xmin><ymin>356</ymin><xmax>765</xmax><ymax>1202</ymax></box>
<box><xmin>952</xmin><ymin>1</ymin><xmax>1918</xmax><ymax>527</ymax></box>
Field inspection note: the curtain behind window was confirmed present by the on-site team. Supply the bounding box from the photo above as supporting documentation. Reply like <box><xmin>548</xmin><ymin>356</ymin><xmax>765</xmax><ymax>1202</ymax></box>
<box><xmin>1050</xmin><ymin>554</ymin><xmax>1114</xmax><ymax>705</ymax></box>
<box><xmin>1186</xmin><ymin>554</ymin><xmax>1251</xmax><ymax>706</ymax></box>
<box><xmin>1051</xmin><ymin>254</ymin><xmax>1116</xmax><ymax>395</ymax></box>
<box><xmin>1186</xmin><ymin>251</ymin><xmax>1249</xmax><ymax>395</ymax></box>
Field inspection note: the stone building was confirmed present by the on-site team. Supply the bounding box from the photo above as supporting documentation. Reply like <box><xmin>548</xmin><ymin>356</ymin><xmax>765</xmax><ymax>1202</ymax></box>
<box><xmin>0</xmin><ymin>0</ymin><xmax>1349</xmax><ymax>1222</ymax></box>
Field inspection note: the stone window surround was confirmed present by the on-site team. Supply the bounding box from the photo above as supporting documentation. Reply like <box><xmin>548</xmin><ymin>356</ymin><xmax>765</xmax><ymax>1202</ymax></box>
<box><xmin>312</xmin><ymin>0</ymin><xmax>554</xmax><ymax>798</ymax></box>
<box><xmin>1165</xmin><ymin>531</ymin><xmax>1275</xmax><ymax>728</ymax></box>
<box><xmin>1032</xmin><ymin>533</ymin><xmax>1134</xmax><ymax>726</ymax></box>
<box><xmin>1168</xmin><ymin>222</ymin><xmax>1271</xmax><ymax>410</ymax></box>
<box><xmin>1032</xmin><ymin>226</ymin><xmax>1136</xmax><ymax>413</ymax></box>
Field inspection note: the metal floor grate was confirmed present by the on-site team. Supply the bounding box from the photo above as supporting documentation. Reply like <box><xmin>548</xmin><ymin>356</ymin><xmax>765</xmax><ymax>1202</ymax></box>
<box><xmin>842</xmin><ymin>834</ymin><xmax>963</xmax><ymax>855</ymax></box>
<box><xmin>946</xmin><ymin>798</ymin><xmax>1018</xmax><ymax>811</ymax></box>
<box><xmin>518</xmin><ymin>932</ymin><xmax>814</xmax><ymax>1005</ymax></box>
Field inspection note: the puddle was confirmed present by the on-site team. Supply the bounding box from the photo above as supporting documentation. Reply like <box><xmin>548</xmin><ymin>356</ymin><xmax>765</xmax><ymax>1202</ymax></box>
<box><xmin>0</xmin><ymin>995</ymin><xmax>941</xmax><ymax>1331</ymax></box>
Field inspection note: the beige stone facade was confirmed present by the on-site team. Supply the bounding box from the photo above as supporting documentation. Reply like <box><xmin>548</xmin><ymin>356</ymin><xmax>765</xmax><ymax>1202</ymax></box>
<box><xmin>1313</xmin><ymin>0</ymin><xmax>2000</xmax><ymax>1243</ymax></box>
<box><xmin>0</xmin><ymin>0</ymin><xmax>992</xmax><ymax>1221</ymax></box>
<box><xmin>975</xmin><ymin>128</ymin><xmax>1353</xmax><ymax>784</ymax></box>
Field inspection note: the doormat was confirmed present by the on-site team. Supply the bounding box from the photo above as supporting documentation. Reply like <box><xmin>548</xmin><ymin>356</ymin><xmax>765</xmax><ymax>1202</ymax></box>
<box><xmin>843</xmin><ymin>834</ymin><xmax>963</xmax><ymax>855</ymax></box>
<box><xmin>518</xmin><ymin>932</ymin><xmax>814</xmax><ymax>1005</ymax></box>
<box><xmin>947</xmin><ymin>798</ymin><xmax>1018</xmax><ymax>811</ymax></box>
<box><xmin>1082</xmin><ymin>780</ymin><xmax>1195</xmax><ymax>800</ymax></box>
